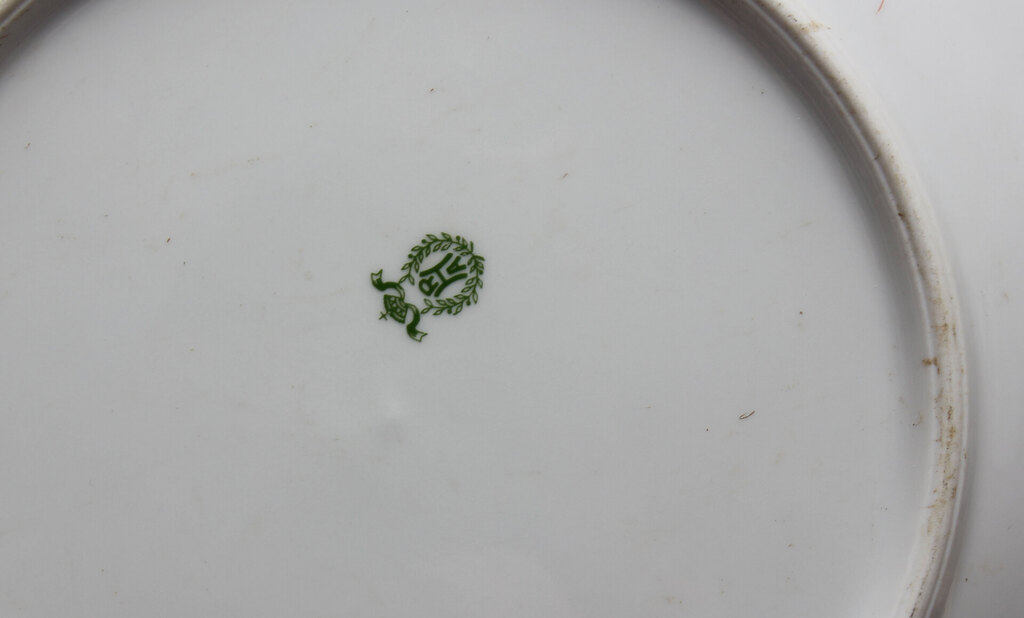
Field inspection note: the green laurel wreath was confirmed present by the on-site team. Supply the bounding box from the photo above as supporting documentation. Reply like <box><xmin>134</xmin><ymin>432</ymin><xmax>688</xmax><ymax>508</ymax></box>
<box><xmin>397</xmin><ymin>232</ymin><xmax>485</xmax><ymax>316</ymax></box>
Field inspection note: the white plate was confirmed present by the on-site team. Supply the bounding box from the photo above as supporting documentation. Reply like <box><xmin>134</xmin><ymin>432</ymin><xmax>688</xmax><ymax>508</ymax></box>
<box><xmin>0</xmin><ymin>1</ymin><xmax>965</xmax><ymax>616</ymax></box>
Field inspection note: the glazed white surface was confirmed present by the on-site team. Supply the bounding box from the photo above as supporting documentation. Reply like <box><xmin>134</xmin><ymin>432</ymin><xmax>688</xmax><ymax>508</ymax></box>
<box><xmin>0</xmin><ymin>0</ymin><xmax>1003</xmax><ymax>616</ymax></box>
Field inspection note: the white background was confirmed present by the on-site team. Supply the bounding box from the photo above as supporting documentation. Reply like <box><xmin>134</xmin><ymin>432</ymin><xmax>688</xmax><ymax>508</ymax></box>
<box><xmin>0</xmin><ymin>0</ymin><xmax>1018</xmax><ymax>616</ymax></box>
<box><xmin>799</xmin><ymin>1</ymin><xmax>1024</xmax><ymax>616</ymax></box>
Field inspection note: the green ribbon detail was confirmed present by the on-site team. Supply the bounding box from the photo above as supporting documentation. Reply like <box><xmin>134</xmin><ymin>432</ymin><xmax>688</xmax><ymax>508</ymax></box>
<box><xmin>370</xmin><ymin>270</ymin><xmax>426</xmax><ymax>342</ymax></box>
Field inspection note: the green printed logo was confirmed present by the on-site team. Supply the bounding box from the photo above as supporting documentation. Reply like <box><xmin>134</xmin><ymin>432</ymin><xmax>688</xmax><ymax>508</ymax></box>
<box><xmin>371</xmin><ymin>233</ymin><xmax>485</xmax><ymax>341</ymax></box>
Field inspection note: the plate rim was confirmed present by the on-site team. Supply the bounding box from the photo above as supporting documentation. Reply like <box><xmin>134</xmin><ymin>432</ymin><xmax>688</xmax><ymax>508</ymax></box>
<box><xmin>710</xmin><ymin>1</ymin><xmax>968</xmax><ymax>615</ymax></box>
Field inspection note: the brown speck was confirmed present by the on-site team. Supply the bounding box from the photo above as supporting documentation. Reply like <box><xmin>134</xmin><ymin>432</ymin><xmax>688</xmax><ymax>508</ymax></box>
<box><xmin>429</xmin><ymin>88</ymin><xmax>435</xmax><ymax>93</ymax></box>
<box><xmin>166</xmin><ymin>237</ymin><xmax>171</xmax><ymax>243</ymax></box>
<box><xmin>561</xmin><ymin>172</ymin><xmax>569</xmax><ymax>180</ymax></box>
<box><xmin>739</xmin><ymin>410</ymin><xmax>756</xmax><ymax>420</ymax></box>
<box><xmin>24</xmin><ymin>142</ymin><xmax>30</xmax><ymax>149</ymax></box>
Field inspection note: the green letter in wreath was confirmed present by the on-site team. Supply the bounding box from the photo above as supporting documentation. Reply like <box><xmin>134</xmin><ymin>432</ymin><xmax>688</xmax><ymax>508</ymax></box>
<box><xmin>370</xmin><ymin>232</ymin><xmax>485</xmax><ymax>342</ymax></box>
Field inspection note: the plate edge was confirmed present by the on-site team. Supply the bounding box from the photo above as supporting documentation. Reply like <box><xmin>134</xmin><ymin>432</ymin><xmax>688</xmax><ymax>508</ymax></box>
<box><xmin>709</xmin><ymin>1</ymin><xmax>969</xmax><ymax>616</ymax></box>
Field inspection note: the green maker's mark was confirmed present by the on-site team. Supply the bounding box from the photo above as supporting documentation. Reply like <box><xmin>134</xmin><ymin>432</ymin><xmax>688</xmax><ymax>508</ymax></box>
<box><xmin>371</xmin><ymin>232</ymin><xmax>485</xmax><ymax>341</ymax></box>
